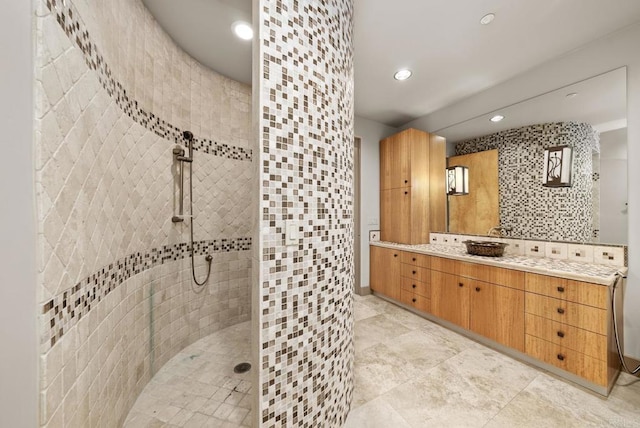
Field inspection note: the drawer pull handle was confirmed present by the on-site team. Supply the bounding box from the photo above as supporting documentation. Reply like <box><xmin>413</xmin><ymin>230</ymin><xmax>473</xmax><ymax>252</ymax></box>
<box><xmin>557</xmin><ymin>354</ymin><xmax>565</xmax><ymax>361</ymax></box>
<box><xmin>412</xmin><ymin>284</ymin><xmax>416</xmax><ymax>289</ymax></box>
<box><xmin>404</xmin><ymin>191</ymin><xmax>408</xmax><ymax>195</ymax></box>
<box><xmin>412</xmin><ymin>298</ymin><xmax>416</xmax><ymax>303</ymax></box>
<box><xmin>404</xmin><ymin>180</ymin><xmax>408</xmax><ymax>183</ymax></box>
<box><xmin>412</xmin><ymin>270</ymin><xmax>417</xmax><ymax>274</ymax></box>
<box><xmin>475</xmin><ymin>287</ymin><xmax>481</xmax><ymax>292</ymax></box>
<box><xmin>557</xmin><ymin>308</ymin><xmax>565</xmax><ymax>314</ymax></box>
<box><xmin>412</xmin><ymin>258</ymin><xmax>416</xmax><ymax>262</ymax></box>
<box><xmin>458</xmin><ymin>282</ymin><xmax>464</xmax><ymax>287</ymax></box>
<box><xmin>394</xmin><ymin>254</ymin><xmax>398</xmax><ymax>257</ymax></box>
<box><xmin>557</xmin><ymin>286</ymin><xmax>565</xmax><ymax>293</ymax></box>
<box><xmin>557</xmin><ymin>331</ymin><xmax>565</xmax><ymax>338</ymax></box>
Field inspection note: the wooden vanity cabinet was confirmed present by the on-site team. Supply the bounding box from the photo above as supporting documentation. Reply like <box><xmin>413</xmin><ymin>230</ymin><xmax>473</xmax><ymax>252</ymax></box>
<box><xmin>430</xmin><ymin>257</ymin><xmax>525</xmax><ymax>350</ymax></box>
<box><xmin>369</xmin><ymin>246</ymin><xmax>401</xmax><ymax>300</ymax></box>
<box><xmin>369</xmin><ymin>246</ymin><xmax>618</xmax><ymax>394</ymax></box>
<box><xmin>470</xmin><ymin>281</ymin><xmax>525</xmax><ymax>352</ymax></box>
<box><xmin>400</xmin><ymin>252</ymin><xmax>431</xmax><ymax>312</ymax></box>
<box><xmin>524</xmin><ymin>272</ymin><xmax>617</xmax><ymax>388</ymax></box>
<box><xmin>430</xmin><ymin>270</ymin><xmax>470</xmax><ymax>329</ymax></box>
<box><xmin>379</xmin><ymin>129</ymin><xmax>446</xmax><ymax>244</ymax></box>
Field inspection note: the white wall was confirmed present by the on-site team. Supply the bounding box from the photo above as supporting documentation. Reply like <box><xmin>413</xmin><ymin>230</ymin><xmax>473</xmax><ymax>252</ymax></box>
<box><xmin>599</xmin><ymin>128</ymin><xmax>628</xmax><ymax>244</ymax></box>
<box><xmin>403</xmin><ymin>23</ymin><xmax>640</xmax><ymax>359</ymax></box>
<box><xmin>354</xmin><ymin>116</ymin><xmax>397</xmax><ymax>289</ymax></box>
<box><xmin>0</xmin><ymin>0</ymin><xmax>39</xmax><ymax>426</ymax></box>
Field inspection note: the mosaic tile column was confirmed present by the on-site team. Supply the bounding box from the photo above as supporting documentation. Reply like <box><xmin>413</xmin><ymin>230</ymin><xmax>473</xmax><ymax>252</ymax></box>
<box><xmin>254</xmin><ymin>0</ymin><xmax>355</xmax><ymax>426</ymax></box>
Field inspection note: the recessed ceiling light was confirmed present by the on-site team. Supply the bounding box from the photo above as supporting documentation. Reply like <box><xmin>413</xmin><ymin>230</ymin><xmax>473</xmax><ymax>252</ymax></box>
<box><xmin>394</xmin><ymin>69</ymin><xmax>412</xmax><ymax>81</ymax></box>
<box><xmin>232</xmin><ymin>21</ymin><xmax>253</xmax><ymax>41</ymax></box>
<box><xmin>490</xmin><ymin>114</ymin><xmax>504</xmax><ymax>123</ymax></box>
<box><xmin>480</xmin><ymin>13</ymin><xmax>495</xmax><ymax>25</ymax></box>
<box><xmin>566</xmin><ymin>92</ymin><xmax>578</xmax><ymax>98</ymax></box>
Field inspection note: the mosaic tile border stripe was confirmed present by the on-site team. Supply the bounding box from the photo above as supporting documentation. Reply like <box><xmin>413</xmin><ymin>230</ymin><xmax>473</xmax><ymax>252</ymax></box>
<box><xmin>41</xmin><ymin>237</ymin><xmax>252</xmax><ymax>351</ymax></box>
<box><xmin>43</xmin><ymin>0</ymin><xmax>252</xmax><ymax>162</ymax></box>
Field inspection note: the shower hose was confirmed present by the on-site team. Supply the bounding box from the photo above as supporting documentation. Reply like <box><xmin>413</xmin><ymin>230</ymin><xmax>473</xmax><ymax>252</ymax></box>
<box><xmin>611</xmin><ymin>272</ymin><xmax>640</xmax><ymax>375</ymax></box>
<box><xmin>186</xmin><ymin>132</ymin><xmax>212</xmax><ymax>290</ymax></box>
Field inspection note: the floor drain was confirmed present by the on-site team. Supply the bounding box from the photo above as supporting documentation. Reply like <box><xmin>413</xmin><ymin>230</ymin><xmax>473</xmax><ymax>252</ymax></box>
<box><xmin>234</xmin><ymin>362</ymin><xmax>251</xmax><ymax>374</ymax></box>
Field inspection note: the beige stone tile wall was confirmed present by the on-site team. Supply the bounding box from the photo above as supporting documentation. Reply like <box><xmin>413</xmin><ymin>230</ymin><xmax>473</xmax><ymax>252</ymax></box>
<box><xmin>34</xmin><ymin>0</ymin><xmax>253</xmax><ymax>426</ymax></box>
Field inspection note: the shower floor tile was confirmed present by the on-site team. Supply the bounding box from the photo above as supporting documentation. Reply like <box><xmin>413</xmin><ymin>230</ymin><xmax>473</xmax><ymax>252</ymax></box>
<box><xmin>124</xmin><ymin>321</ymin><xmax>252</xmax><ymax>428</ymax></box>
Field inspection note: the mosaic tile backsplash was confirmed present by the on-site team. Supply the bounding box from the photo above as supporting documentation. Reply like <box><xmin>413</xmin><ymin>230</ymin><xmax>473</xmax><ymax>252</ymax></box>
<box><xmin>35</xmin><ymin>0</ymin><xmax>253</xmax><ymax>426</ymax></box>
<box><xmin>256</xmin><ymin>0</ymin><xmax>355</xmax><ymax>426</ymax></box>
<box><xmin>455</xmin><ymin>122</ymin><xmax>599</xmax><ymax>242</ymax></box>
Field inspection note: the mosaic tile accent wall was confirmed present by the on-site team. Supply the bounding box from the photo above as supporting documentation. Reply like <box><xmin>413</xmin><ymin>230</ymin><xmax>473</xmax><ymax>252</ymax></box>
<box><xmin>592</xmin><ymin>152</ymin><xmax>601</xmax><ymax>239</ymax></box>
<box><xmin>455</xmin><ymin>122</ymin><xmax>599</xmax><ymax>242</ymax></box>
<box><xmin>255</xmin><ymin>0</ymin><xmax>355</xmax><ymax>426</ymax></box>
<box><xmin>34</xmin><ymin>0</ymin><xmax>253</xmax><ymax>426</ymax></box>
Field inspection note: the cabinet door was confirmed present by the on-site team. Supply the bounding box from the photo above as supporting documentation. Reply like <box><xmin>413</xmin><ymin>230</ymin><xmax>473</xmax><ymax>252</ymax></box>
<box><xmin>470</xmin><ymin>281</ymin><xmax>525</xmax><ymax>352</ymax></box>
<box><xmin>380</xmin><ymin>137</ymin><xmax>392</xmax><ymax>191</ymax></box>
<box><xmin>390</xmin><ymin>132</ymin><xmax>411</xmax><ymax>189</ymax></box>
<box><xmin>431</xmin><ymin>270</ymin><xmax>470</xmax><ymax>329</ymax></box>
<box><xmin>380</xmin><ymin>188</ymin><xmax>411</xmax><ymax>243</ymax></box>
<box><xmin>370</xmin><ymin>246</ymin><xmax>401</xmax><ymax>300</ymax></box>
<box><xmin>381</xmin><ymin>131</ymin><xmax>411</xmax><ymax>190</ymax></box>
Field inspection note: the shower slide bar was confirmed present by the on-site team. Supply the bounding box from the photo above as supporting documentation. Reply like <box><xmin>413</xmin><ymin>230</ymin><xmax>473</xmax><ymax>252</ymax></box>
<box><xmin>172</xmin><ymin>130</ymin><xmax>213</xmax><ymax>287</ymax></box>
<box><xmin>172</xmin><ymin>131</ymin><xmax>194</xmax><ymax>223</ymax></box>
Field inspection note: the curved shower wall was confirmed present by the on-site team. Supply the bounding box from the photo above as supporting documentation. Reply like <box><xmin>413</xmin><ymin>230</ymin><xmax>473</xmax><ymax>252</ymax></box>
<box><xmin>35</xmin><ymin>0</ymin><xmax>252</xmax><ymax>426</ymax></box>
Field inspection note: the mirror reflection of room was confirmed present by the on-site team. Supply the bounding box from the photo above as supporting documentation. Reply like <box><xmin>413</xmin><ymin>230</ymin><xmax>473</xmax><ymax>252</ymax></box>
<box><xmin>437</xmin><ymin>67</ymin><xmax>627</xmax><ymax>245</ymax></box>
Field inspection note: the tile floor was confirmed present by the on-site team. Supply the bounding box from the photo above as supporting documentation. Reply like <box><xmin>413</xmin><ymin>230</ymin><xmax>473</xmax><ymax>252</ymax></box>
<box><xmin>123</xmin><ymin>321</ymin><xmax>252</xmax><ymax>427</ymax></box>
<box><xmin>123</xmin><ymin>294</ymin><xmax>640</xmax><ymax>427</ymax></box>
<box><xmin>345</xmin><ymin>294</ymin><xmax>640</xmax><ymax>428</ymax></box>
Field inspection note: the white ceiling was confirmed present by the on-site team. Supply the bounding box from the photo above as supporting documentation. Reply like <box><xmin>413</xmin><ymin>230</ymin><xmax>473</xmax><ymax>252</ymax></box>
<box><xmin>142</xmin><ymin>0</ymin><xmax>640</xmax><ymax>128</ymax></box>
<box><xmin>142</xmin><ymin>0</ymin><xmax>252</xmax><ymax>85</ymax></box>
<box><xmin>436</xmin><ymin>67</ymin><xmax>627</xmax><ymax>144</ymax></box>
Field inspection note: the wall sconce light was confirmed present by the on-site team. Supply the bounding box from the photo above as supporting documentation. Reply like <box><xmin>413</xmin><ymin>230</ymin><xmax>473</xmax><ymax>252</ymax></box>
<box><xmin>446</xmin><ymin>165</ymin><xmax>469</xmax><ymax>195</ymax></box>
<box><xmin>542</xmin><ymin>146</ymin><xmax>573</xmax><ymax>187</ymax></box>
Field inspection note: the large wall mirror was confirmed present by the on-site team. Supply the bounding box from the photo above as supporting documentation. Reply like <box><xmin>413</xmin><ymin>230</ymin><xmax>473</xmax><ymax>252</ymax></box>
<box><xmin>434</xmin><ymin>67</ymin><xmax>627</xmax><ymax>245</ymax></box>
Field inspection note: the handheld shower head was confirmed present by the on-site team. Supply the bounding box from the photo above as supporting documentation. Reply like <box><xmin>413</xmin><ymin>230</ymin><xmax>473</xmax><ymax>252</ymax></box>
<box><xmin>180</xmin><ymin>130</ymin><xmax>194</xmax><ymax>162</ymax></box>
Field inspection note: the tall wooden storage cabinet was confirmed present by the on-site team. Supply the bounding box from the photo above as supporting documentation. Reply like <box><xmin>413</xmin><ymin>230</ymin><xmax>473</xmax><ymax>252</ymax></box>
<box><xmin>380</xmin><ymin>128</ymin><xmax>446</xmax><ymax>244</ymax></box>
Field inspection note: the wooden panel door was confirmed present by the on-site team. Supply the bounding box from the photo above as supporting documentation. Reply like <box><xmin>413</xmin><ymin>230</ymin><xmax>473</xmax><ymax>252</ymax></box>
<box><xmin>448</xmin><ymin>149</ymin><xmax>499</xmax><ymax>235</ymax></box>
<box><xmin>381</xmin><ymin>188</ymin><xmax>411</xmax><ymax>243</ymax></box>
<box><xmin>470</xmin><ymin>281</ymin><xmax>525</xmax><ymax>351</ymax></box>
<box><xmin>370</xmin><ymin>246</ymin><xmax>401</xmax><ymax>300</ymax></box>
<box><xmin>431</xmin><ymin>270</ymin><xmax>470</xmax><ymax>329</ymax></box>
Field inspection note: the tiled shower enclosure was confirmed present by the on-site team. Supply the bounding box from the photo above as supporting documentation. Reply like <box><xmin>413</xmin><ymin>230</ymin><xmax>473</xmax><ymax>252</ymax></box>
<box><xmin>35</xmin><ymin>0</ymin><xmax>355</xmax><ymax>427</ymax></box>
<box><xmin>35</xmin><ymin>0</ymin><xmax>252</xmax><ymax>425</ymax></box>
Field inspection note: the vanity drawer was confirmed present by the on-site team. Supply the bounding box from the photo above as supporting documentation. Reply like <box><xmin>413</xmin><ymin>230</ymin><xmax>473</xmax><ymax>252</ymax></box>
<box><xmin>400</xmin><ymin>288</ymin><xmax>431</xmax><ymax>313</ymax></box>
<box><xmin>401</xmin><ymin>264</ymin><xmax>429</xmax><ymax>282</ymax></box>
<box><xmin>401</xmin><ymin>251</ymin><xmax>430</xmax><ymax>268</ymax></box>
<box><xmin>430</xmin><ymin>257</ymin><xmax>523</xmax><ymax>290</ymax></box>
<box><xmin>525</xmin><ymin>293</ymin><xmax>607</xmax><ymax>335</ymax></box>
<box><xmin>525</xmin><ymin>334</ymin><xmax>607</xmax><ymax>387</ymax></box>
<box><xmin>525</xmin><ymin>273</ymin><xmax>607</xmax><ymax>308</ymax></box>
<box><xmin>525</xmin><ymin>313</ymin><xmax>607</xmax><ymax>361</ymax></box>
<box><xmin>401</xmin><ymin>276</ymin><xmax>430</xmax><ymax>298</ymax></box>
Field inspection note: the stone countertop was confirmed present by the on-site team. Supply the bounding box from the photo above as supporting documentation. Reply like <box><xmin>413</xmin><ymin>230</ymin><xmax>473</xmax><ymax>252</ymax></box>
<box><xmin>370</xmin><ymin>241</ymin><xmax>626</xmax><ymax>286</ymax></box>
